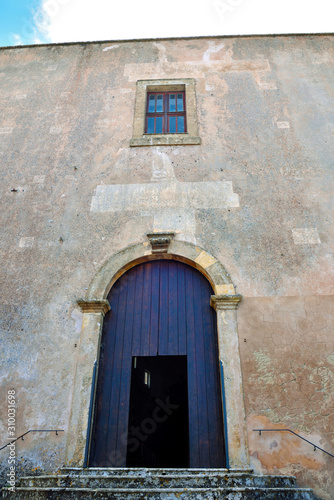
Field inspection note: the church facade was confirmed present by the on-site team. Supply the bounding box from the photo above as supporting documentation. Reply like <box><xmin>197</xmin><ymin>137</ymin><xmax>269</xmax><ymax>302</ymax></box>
<box><xmin>0</xmin><ymin>34</ymin><xmax>333</xmax><ymax>499</ymax></box>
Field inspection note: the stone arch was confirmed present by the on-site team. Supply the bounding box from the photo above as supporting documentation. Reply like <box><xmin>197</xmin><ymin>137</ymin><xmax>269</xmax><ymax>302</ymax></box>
<box><xmin>86</xmin><ymin>237</ymin><xmax>236</xmax><ymax>301</ymax></box>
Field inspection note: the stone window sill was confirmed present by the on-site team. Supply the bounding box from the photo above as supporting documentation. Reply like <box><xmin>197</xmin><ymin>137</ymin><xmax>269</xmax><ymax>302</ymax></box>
<box><xmin>130</xmin><ymin>134</ymin><xmax>201</xmax><ymax>147</ymax></box>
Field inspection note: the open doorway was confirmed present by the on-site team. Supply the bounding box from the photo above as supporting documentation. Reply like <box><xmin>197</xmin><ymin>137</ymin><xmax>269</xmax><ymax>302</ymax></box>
<box><xmin>127</xmin><ymin>355</ymin><xmax>189</xmax><ymax>467</ymax></box>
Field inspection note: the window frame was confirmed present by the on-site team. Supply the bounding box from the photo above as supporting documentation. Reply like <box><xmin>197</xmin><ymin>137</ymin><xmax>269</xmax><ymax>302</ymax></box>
<box><xmin>130</xmin><ymin>78</ymin><xmax>200</xmax><ymax>147</ymax></box>
<box><xmin>145</xmin><ymin>91</ymin><xmax>187</xmax><ymax>134</ymax></box>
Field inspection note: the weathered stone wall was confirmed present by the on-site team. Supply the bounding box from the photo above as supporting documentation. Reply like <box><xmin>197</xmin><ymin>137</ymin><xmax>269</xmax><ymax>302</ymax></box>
<box><xmin>0</xmin><ymin>35</ymin><xmax>333</xmax><ymax>498</ymax></box>
<box><xmin>239</xmin><ymin>296</ymin><xmax>334</xmax><ymax>499</ymax></box>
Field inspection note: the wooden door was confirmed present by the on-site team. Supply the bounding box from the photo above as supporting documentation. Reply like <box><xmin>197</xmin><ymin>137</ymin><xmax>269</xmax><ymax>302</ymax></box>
<box><xmin>89</xmin><ymin>260</ymin><xmax>226</xmax><ymax>467</ymax></box>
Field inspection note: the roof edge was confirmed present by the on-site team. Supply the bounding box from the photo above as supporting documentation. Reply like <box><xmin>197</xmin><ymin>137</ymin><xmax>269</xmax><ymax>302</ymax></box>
<box><xmin>0</xmin><ymin>32</ymin><xmax>333</xmax><ymax>51</ymax></box>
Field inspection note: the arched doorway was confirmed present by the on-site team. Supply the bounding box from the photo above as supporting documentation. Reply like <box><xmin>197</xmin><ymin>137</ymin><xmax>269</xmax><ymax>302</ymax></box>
<box><xmin>89</xmin><ymin>259</ymin><xmax>226</xmax><ymax>468</ymax></box>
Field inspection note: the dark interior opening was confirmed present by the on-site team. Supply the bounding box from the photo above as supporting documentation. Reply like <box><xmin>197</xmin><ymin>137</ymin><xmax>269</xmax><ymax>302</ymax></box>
<box><xmin>126</xmin><ymin>355</ymin><xmax>189</xmax><ymax>468</ymax></box>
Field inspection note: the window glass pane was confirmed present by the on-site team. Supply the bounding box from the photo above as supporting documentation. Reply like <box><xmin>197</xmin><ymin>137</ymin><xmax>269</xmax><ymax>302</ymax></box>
<box><xmin>177</xmin><ymin>116</ymin><xmax>185</xmax><ymax>133</ymax></box>
<box><xmin>156</xmin><ymin>116</ymin><xmax>163</xmax><ymax>133</ymax></box>
<box><xmin>169</xmin><ymin>116</ymin><xmax>176</xmax><ymax>133</ymax></box>
<box><xmin>156</xmin><ymin>94</ymin><xmax>163</xmax><ymax>112</ymax></box>
<box><xmin>147</xmin><ymin>117</ymin><xmax>155</xmax><ymax>134</ymax></box>
<box><xmin>148</xmin><ymin>95</ymin><xmax>155</xmax><ymax>112</ymax></box>
<box><xmin>177</xmin><ymin>94</ymin><xmax>184</xmax><ymax>111</ymax></box>
<box><xmin>169</xmin><ymin>94</ymin><xmax>176</xmax><ymax>112</ymax></box>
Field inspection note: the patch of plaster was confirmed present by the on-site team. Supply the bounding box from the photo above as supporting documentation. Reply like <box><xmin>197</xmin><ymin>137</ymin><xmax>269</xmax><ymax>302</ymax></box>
<box><xmin>252</xmin><ymin>349</ymin><xmax>276</xmax><ymax>385</ymax></box>
<box><xmin>0</xmin><ymin>127</ymin><xmax>13</xmax><ymax>134</ymax></box>
<box><xmin>292</xmin><ymin>228</ymin><xmax>321</xmax><ymax>245</ymax></box>
<box><xmin>249</xmin><ymin>415</ymin><xmax>326</xmax><ymax>472</ymax></box>
<box><xmin>18</xmin><ymin>237</ymin><xmax>34</xmax><ymax>248</ymax></box>
<box><xmin>257</xmin><ymin>81</ymin><xmax>277</xmax><ymax>90</ymax></box>
<box><xmin>71</xmin><ymin>309</ymin><xmax>83</xmax><ymax>334</ymax></box>
<box><xmin>49</xmin><ymin>126</ymin><xmax>62</xmax><ymax>135</ymax></box>
<box><xmin>152</xmin><ymin>42</ymin><xmax>168</xmax><ymax>62</ymax></box>
<box><xmin>203</xmin><ymin>41</ymin><xmax>225</xmax><ymax>61</ymax></box>
<box><xmin>102</xmin><ymin>45</ymin><xmax>119</xmax><ymax>52</ymax></box>
<box><xmin>151</xmin><ymin>148</ymin><xmax>176</xmax><ymax>182</ymax></box>
<box><xmin>276</xmin><ymin>121</ymin><xmax>290</xmax><ymax>129</ymax></box>
<box><xmin>254</xmin><ymin>71</ymin><xmax>277</xmax><ymax>90</ymax></box>
<box><xmin>33</xmin><ymin>175</ymin><xmax>45</xmax><ymax>184</ymax></box>
<box><xmin>327</xmin><ymin>355</ymin><xmax>334</xmax><ymax>365</ymax></box>
<box><xmin>248</xmin><ymin>414</ymin><xmax>330</xmax><ymax>500</ymax></box>
<box><xmin>124</xmin><ymin>59</ymin><xmax>270</xmax><ymax>82</ymax></box>
<box><xmin>153</xmin><ymin>209</ymin><xmax>196</xmax><ymax>236</ymax></box>
<box><xmin>220</xmin><ymin>311</ymin><xmax>228</xmax><ymax>325</ymax></box>
<box><xmin>90</xmin><ymin>180</ymin><xmax>239</xmax><ymax>212</ymax></box>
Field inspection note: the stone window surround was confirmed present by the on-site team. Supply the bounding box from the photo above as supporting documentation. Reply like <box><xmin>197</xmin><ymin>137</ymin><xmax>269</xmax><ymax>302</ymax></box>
<box><xmin>65</xmin><ymin>238</ymin><xmax>249</xmax><ymax>470</ymax></box>
<box><xmin>130</xmin><ymin>78</ymin><xmax>201</xmax><ymax>147</ymax></box>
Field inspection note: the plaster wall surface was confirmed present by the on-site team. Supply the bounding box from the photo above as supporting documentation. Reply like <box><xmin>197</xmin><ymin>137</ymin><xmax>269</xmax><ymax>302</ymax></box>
<box><xmin>0</xmin><ymin>35</ymin><xmax>333</xmax><ymax>499</ymax></box>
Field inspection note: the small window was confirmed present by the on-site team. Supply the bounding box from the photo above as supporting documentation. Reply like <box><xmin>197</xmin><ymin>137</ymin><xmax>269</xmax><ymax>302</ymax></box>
<box><xmin>145</xmin><ymin>92</ymin><xmax>186</xmax><ymax>134</ymax></box>
<box><xmin>130</xmin><ymin>78</ymin><xmax>200</xmax><ymax>147</ymax></box>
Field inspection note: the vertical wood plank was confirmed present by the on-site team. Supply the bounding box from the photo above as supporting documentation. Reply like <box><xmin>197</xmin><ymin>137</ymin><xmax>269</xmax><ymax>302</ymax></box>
<box><xmin>131</xmin><ymin>265</ymin><xmax>144</xmax><ymax>356</ymax></box>
<box><xmin>149</xmin><ymin>261</ymin><xmax>160</xmax><ymax>356</ymax></box>
<box><xmin>141</xmin><ymin>263</ymin><xmax>152</xmax><ymax>356</ymax></box>
<box><xmin>158</xmin><ymin>262</ymin><xmax>169</xmax><ymax>355</ymax></box>
<box><xmin>177</xmin><ymin>262</ymin><xmax>187</xmax><ymax>355</ymax></box>
<box><xmin>115</xmin><ymin>267</ymin><xmax>138</xmax><ymax>465</ymax></box>
<box><xmin>168</xmin><ymin>261</ymin><xmax>178</xmax><ymax>355</ymax></box>
<box><xmin>105</xmin><ymin>273</ymin><xmax>129</xmax><ymax>465</ymax></box>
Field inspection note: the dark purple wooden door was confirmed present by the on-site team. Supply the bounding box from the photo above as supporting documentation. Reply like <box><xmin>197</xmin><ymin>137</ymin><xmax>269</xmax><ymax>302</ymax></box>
<box><xmin>89</xmin><ymin>260</ymin><xmax>226</xmax><ymax>467</ymax></box>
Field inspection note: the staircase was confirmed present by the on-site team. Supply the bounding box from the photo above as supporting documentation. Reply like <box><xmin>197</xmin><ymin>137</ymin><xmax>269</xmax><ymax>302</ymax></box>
<box><xmin>3</xmin><ymin>467</ymin><xmax>321</xmax><ymax>499</ymax></box>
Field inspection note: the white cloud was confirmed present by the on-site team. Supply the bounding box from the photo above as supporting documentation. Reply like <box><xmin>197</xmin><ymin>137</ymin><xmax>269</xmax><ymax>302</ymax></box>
<box><xmin>32</xmin><ymin>0</ymin><xmax>334</xmax><ymax>45</ymax></box>
<box><xmin>12</xmin><ymin>33</ymin><xmax>24</xmax><ymax>46</ymax></box>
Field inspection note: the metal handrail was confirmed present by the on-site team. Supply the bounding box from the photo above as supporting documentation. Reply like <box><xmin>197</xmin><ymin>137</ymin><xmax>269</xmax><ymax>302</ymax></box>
<box><xmin>253</xmin><ymin>428</ymin><xmax>334</xmax><ymax>458</ymax></box>
<box><xmin>0</xmin><ymin>429</ymin><xmax>64</xmax><ymax>451</ymax></box>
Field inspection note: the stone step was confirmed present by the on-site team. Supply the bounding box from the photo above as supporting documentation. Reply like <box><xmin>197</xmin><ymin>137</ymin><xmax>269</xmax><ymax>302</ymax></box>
<box><xmin>19</xmin><ymin>472</ymin><xmax>298</xmax><ymax>489</ymax></box>
<box><xmin>2</xmin><ymin>486</ymin><xmax>318</xmax><ymax>500</ymax></box>
<box><xmin>61</xmin><ymin>467</ymin><xmax>253</xmax><ymax>476</ymax></box>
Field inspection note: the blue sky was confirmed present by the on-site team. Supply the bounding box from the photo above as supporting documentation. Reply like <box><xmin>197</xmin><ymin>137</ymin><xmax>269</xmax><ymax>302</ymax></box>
<box><xmin>0</xmin><ymin>0</ymin><xmax>44</xmax><ymax>46</ymax></box>
<box><xmin>0</xmin><ymin>0</ymin><xmax>333</xmax><ymax>48</ymax></box>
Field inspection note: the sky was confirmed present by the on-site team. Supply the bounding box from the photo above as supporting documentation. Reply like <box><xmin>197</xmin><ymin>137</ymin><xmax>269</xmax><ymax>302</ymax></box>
<box><xmin>0</xmin><ymin>0</ymin><xmax>333</xmax><ymax>48</ymax></box>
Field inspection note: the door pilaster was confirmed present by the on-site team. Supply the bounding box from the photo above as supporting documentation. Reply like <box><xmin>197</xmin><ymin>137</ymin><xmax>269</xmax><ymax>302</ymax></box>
<box><xmin>211</xmin><ymin>294</ymin><xmax>250</xmax><ymax>469</ymax></box>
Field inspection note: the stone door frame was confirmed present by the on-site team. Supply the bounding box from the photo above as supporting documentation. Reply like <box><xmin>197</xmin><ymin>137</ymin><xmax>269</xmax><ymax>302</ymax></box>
<box><xmin>65</xmin><ymin>236</ymin><xmax>249</xmax><ymax>469</ymax></box>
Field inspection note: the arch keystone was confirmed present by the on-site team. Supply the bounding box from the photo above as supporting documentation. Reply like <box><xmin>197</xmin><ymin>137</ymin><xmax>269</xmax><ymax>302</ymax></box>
<box><xmin>147</xmin><ymin>232</ymin><xmax>175</xmax><ymax>253</ymax></box>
